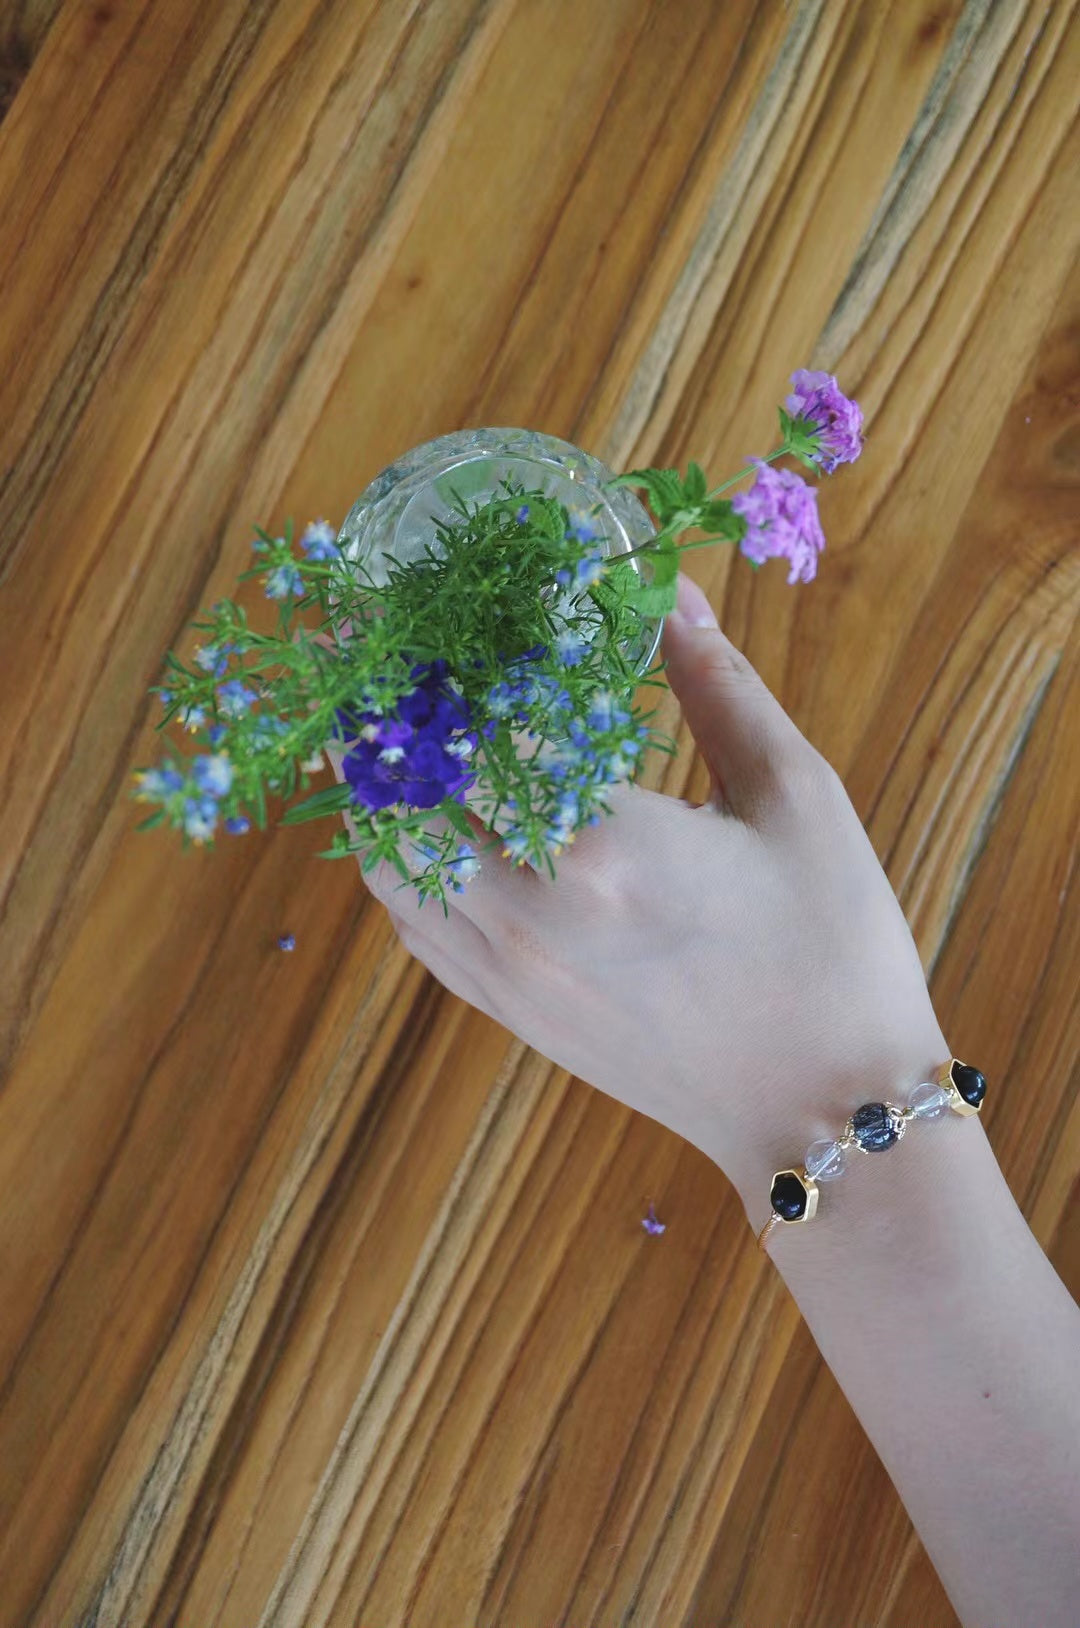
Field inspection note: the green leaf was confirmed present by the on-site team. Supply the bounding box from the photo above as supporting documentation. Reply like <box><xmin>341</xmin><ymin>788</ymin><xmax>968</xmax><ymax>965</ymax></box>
<box><xmin>788</xmin><ymin>445</ymin><xmax>820</xmax><ymax>473</ymax></box>
<box><xmin>651</xmin><ymin>537</ymin><xmax>680</xmax><ymax>584</ymax></box>
<box><xmin>783</xmin><ymin>414</ymin><xmax>823</xmax><ymax>472</ymax></box>
<box><xmin>628</xmin><ymin>579</ymin><xmax>680</xmax><ymax>616</ymax></box>
<box><xmin>608</xmin><ymin>467</ymin><xmax>686</xmax><ymax>526</ymax></box>
<box><xmin>624</xmin><ymin>536</ymin><xmax>680</xmax><ymax>616</ymax></box>
<box><xmin>441</xmin><ymin>800</ymin><xmax>477</xmax><ymax>840</ymax></box>
<box><xmin>684</xmin><ymin>461</ymin><xmax>707</xmax><ymax>504</ymax></box>
<box><xmin>387</xmin><ymin>846</ymin><xmax>411</xmax><ymax>882</ymax></box>
<box><xmin>588</xmin><ymin>555</ymin><xmax>637</xmax><ymax>615</ymax></box>
<box><xmin>698</xmin><ymin>498</ymin><xmax>745</xmax><ymax>539</ymax></box>
<box><xmin>279</xmin><ymin>783</ymin><xmax>355</xmax><ymax>825</ymax></box>
<box><xmin>136</xmin><ymin>808</ymin><xmax>168</xmax><ymax>831</ymax></box>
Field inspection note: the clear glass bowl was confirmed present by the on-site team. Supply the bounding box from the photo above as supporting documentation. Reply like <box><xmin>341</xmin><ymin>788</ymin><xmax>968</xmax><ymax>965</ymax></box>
<box><xmin>335</xmin><ymin>427</ymin><xmax>663</xmax><ymax>675</ymax></box>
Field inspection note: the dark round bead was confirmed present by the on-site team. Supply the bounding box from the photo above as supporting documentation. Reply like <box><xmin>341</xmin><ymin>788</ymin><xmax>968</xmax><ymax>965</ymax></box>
<box><xmin>951</xmin><ymin>1062</ymin><xmax>986</xmax><ymax>1108</ymax></box>
<box><xmin>770</xmin><ymin>1171</ymin><xmax>808</xmax><ymax>1221</ymax></box>
<box><xmin>851</xmin><ymin>1101</ymin><xmax>900</xmax><ymax>1151</ymax></box>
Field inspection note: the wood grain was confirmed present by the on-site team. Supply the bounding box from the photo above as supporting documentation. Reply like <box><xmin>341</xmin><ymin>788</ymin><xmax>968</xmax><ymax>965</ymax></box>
<box><xmin>0</xmin><ymin>2</ymin><xmax>1076</xmax><ymax>1624</ymax></box>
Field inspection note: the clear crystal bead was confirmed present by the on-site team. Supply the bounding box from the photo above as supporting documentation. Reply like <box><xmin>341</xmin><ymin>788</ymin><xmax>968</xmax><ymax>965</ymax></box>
<box><xmin>804</xmin><ymin>1137</ymin><xmax>848</xmax><ymax>1182</ymax></box>
<box><xmin>907</xmin><ymin>1080</ymin><xmax>951</xmax><ymax>1119</ymax></box>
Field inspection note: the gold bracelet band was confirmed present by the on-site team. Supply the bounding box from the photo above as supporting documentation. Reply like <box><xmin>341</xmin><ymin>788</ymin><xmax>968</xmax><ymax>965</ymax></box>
<box><xmin>757</xmin><ymin>1058</ymin><xmax>986</xmax><ymax>1253</ymax></box>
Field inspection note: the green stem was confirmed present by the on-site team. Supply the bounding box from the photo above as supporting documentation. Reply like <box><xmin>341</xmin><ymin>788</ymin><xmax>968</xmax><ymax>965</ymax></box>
<box><xmin>705</xmin><ymin>443</ymin><xmax>787</xmax><ymax>499</ymax></box>
<box><xmin>617</xmin><ymin>442</ymin><xmax>792</xmax><ymax>563</ymax></box>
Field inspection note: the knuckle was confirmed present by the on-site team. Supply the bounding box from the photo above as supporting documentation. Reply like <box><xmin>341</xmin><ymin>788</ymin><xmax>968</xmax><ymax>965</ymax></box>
<box><xmin>499</xmin><ymin>912</ymin><xmax>554</xmax><ymax>967</ymax></box>
<box><xmin>778</xmin><ymin>741</ymin><xmax>846</xmax><ymax>814</ymax></box>
<box><xmin>695</xmin><ymin>636</ymin><xmax>758</xmax><ymax>696</ymax></box>
<box><xmin>567</xmin><ymin>836</ymin><xmax>642</xmax><ymax>922</ymax></box>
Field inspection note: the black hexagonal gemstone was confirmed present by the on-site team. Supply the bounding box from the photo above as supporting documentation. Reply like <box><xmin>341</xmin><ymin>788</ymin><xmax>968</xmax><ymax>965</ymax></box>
<box><xmin>851</xmin><ymin>1101</ymin><xmax>900</xmax><ymax>1151</ymax></box>
<box><xmin>770</xmin><ymin>1171</ymin><xmax>808</xmax><ymax>1221</ymax></box>
<box><xmin>951</xmin><ymin>1061</ymin><xmax>986</xmax><ymax>1108</ymax></box>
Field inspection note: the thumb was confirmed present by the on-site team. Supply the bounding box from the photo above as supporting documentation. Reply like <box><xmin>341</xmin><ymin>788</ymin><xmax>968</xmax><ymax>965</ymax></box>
<box><xmin>662</xmin><ymin>572</ymin><xmax>804</xmax><ymax>820</ymax></box>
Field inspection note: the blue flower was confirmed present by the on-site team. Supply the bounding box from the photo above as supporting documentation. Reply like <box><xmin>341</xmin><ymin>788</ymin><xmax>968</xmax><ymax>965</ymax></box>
<box><xmin>501</xmin><ymin>827</ymin><xmax>535</xmax><ymax>866</ymax></box>
<box><xmin>586</xmin><ymin>690</ymin><xmax>630</xmax><ymax>731</ymax></box>
<box><xmin>515</xmin><ymin>504</ymin><xmax>530</xmax><ymax>523</ymax></box>
<box><xmin>575</xmin><ymin>551</ymin><xmax>605</xmax><ymax>588</ymax></box>
<box><xmin>225</xmin><ymin>815</ymin><xmax>250</xmax><ymax>834</ymax></box>
<box><xmin>252</xmin><ymin>715</ymin><xmax>289</xmax><ymax>745</ymax></box>
<box><xmin>192</xmin><ymin>753</ymin><xmax>234</xmax><ymax>798</ymax></box>
<box><xmin>183</xmin><ymin>796</ymin><xmax>219</xmax><ymax>843</ymax></box>
<box><xmin>134</xmin><ymin>766</ymin><xmax>183</xmax><ymax>802</ymax></box>
<box><xmin>566</xmin><ymin>514</ymin><xmax>599</xmax><ymax>543</ymax></box>
<box><xmin>159</xmin><ymin>689</ymin><xmax>173</xmax><ymax>707</ymax></box>
<box><xmin>194</xmin><ymin>643</ymin><xmax>230</xmax><ymax>676</ymax></box>
<box><xmin>300</xmin><ymin>520</ymin><xmax>340</xmax><ymax>561</ymax></box>
<box><xmin>554</xmin><ymin>630</ymin><xmax>589</xmax><ymax>667</ymax></box>
<box><xmin>264</xmin><ymin>563</ymin><xmax>305</xmax><ymax>600</ymax></box>
<box><xmin>278</xmin><ymin>933</ymin><xmax>296</xmax><ymax>951</ymax></box>
<box><xmin>447</xmin><ymin>842</ymin><xmax>480</xmax><ymax>892</ymax></box>
<box><xmin>208</xmin><ymin>724</ymin><xmax>228</xmax><ymax>746</ymax></box>
<box><xmin>179</xmin><ymin>703</ymin><xmax>206</xmax><ymax>732</ymax></box>
<box><xmin>217</xmin><ymin>679</ymin><xmax>258</xmax><ymax>717</ymax></box>
<box><xmin>555</xmin><ymin>549</ymin><xmax>605</xmax><ymax>590</ymax></box>
<box><xmin>486</xmin><ymin>681</ymin><xmax>520</xmax><ymax>718</ymax></box>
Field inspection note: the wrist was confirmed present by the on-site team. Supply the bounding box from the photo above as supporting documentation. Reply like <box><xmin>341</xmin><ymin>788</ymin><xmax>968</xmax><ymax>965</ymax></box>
<box><xmin>722</xmin><ymin>1024</ymin><xmax>953</xmax><ymax>1232</ymax></box>
<box><xmin>760</xmin><ymin>1105</ymin><xmax>997</xmax><ymax>1280</ymax></box>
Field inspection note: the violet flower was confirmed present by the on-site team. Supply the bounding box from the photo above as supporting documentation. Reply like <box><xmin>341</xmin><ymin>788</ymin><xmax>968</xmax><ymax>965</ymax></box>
<box><xmin>338</xmin><ymin>660</ymin><xmax>478</xmax><ymax>812</ymax></box>
<box><xmin>732</xmin><ymin>461</ymin><xmax>826</xmax><ymax>584</ymax></box>
<box><xmin>785</xmin><ymin>369</ymin><xmax>864</xmax><ymax>471</ymax></box>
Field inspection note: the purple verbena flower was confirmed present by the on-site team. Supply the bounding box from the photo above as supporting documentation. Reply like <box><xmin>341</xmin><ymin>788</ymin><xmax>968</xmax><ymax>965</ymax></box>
<box><xmin>299</xmin><ymin>520</ymin><xmax>340</xmax><ymax>561</ymax></box>
<box><xmin>641</xmin><ymin>1203</ymin><xmax>666</xmax><ymax>1237</ymax></box>
<box><xmin>732</xmin><ymin>460</ymin><xmax>826</xmax><ymax>584</ymax></box>
<box><xmin>785</xmin><ymin>369</ymin><xmax>864</xmax><ymax>471</ymax></box>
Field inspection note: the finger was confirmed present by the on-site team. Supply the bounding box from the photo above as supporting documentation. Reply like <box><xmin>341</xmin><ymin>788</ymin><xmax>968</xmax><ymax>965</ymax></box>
<box><xmin>386</xmin><ymin>904</ymin><xmax>498</xmax><ymax>1018</ymax></box>
<box><xmin>661</xmin><ymin>572</ymin><xmax>806</xmax><ymax>821</ymax></box>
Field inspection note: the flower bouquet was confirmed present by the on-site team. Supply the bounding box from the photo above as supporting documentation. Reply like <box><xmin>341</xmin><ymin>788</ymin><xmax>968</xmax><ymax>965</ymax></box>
<box><xmin>135</xmin><ymin>372</ymin><xmax>862</xmax><ymax>911</ymax></box>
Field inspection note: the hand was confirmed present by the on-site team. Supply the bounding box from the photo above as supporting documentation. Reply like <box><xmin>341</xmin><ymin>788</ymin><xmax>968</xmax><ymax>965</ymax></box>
<box><xmin>340</xmin><ymin>573</ymin><xmax>947</xmax><ymax>1213</ymax></box>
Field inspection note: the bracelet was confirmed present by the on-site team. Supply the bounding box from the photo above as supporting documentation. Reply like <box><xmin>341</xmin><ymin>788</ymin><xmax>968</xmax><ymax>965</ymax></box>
<box><xmin>757</xmin><ymin>1058</ymin><xmax>986</xmax><ymax>1251</ymax></box>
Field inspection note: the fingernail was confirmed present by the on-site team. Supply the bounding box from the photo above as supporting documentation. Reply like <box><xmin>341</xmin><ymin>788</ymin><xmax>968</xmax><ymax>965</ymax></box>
<box><xmin>673</xmin><ymin>573</ymin><xmax>719</xmax><ymax>629</ymax></box>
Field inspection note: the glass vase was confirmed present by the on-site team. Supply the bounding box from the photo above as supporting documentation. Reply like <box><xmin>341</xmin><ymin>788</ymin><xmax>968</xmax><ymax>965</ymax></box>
<box><xmin>335</xmin><ymin>427</ymin><xmax>663</xmax><ymax>675</ymax></box>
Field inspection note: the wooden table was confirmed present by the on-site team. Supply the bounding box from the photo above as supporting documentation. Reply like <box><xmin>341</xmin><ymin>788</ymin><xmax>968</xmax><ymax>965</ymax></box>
<box><xmin>1</xmin><ymin>2</ymin><xmax>1077</xmax><ymax>1623</ymax></box>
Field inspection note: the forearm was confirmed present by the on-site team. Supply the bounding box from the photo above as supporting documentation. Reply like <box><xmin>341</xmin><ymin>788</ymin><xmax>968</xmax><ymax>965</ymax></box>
<box><xmin>735</xmin><ymin>1110</ymin><xmax>1080</xmax><ymax>1627</ymax></box>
